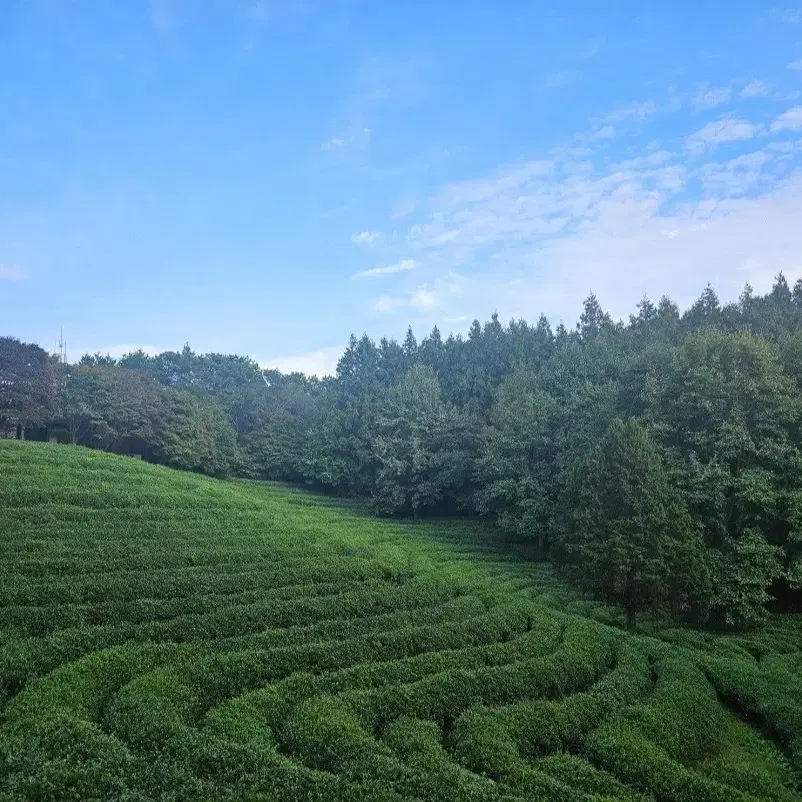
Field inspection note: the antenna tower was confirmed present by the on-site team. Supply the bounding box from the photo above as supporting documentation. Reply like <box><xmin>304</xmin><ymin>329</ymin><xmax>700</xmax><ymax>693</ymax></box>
<box><xmin>57</xmin><ymin>328</ymin><xmax>67</xmax><ymax>364</ymax></box>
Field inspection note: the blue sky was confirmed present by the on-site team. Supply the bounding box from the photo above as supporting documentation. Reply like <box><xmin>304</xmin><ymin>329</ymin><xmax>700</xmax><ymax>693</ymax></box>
<box><xmin>2</xmin><ymin>1</ymin><xmax>802</xmax><ymax>375</ymax></box>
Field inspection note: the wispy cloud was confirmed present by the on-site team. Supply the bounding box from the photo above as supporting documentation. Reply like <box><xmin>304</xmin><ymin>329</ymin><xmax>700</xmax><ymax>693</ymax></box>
<box><xmin>778</xmin><ymin>8</ymin><xmax>802</xmax><ymax>24</ymax></box>
<box><xmin>392</xmin><ymin>196</ymin><xmax>417</xmax><ymax>219</ymax></box>
<box><xmin>321</xmin><ymin>54</ymin><xmax>429</xmax><ymax>160</ymax></box>
<box><xmin>380</xmin><ymin>82</ymin><xmax>802</xmax><ymax>330</ymax></box>
<box><xmin>685</xmin><ymin>115</ymin><xmax>762</xmax><ymax>154</ymax></box>
<box><xmin>771</xmin><ymin>106</ymin><xmax>802</xmax><ymax>131</ymax></box>
<box><xmin>696</xmin><ymin>151</ymin><xmax>773</xmax><ymax>196</ymax></box>
<box><xmin>694</xmin><ymin>83</ymin><xmax>732</xmax><ymax>109</ymax></box>
<box><xmin>580</xmin><ymin>38</ymin><xmax>603</xmax><ymax>59</ymax></box>
<box><xmin>740</xmin><ymin>80</ymin><xmax>770</xmax><ymax>97</ymax></box>
<box><xmin>600</xmin><ymin>100</ymin><xmax>660</xmax><ymax>124</ymax></box>
<box><xmin>0</xmin><ymin>264</ymin><xmax>26</xmax><ymax>280</ymax></box>
<box><xmin>544</xmin><ymin>70</ymin><xmax>582</xmax><ymax>88</ymax></box>
<box><xmin>352</xmin><ymin>258</ymin><xmax>417</xmax><ymax>280</ymax></box>
<box><xmin>579</xmin><ymin>124</ymin><xmax>616</xmax><ymax>143</ymax></box>
<box><xmin>351</xmin><ymin>231</ymin><xmax>382</xmax><ymax>246</ymax></box>
<box><xmin>789</xmin><ymin>58</ymin><xmax>802</xmax><ymax>70</ymax></box>
<box><xmin>321</xmin><ymin>127</ymin><xmax>371</xmax><ymax>151</ymax></box>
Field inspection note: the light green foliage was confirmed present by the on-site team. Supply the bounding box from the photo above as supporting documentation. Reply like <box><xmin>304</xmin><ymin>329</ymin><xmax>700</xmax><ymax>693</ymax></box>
<box><xmin>474</xmin><ymin>370</ymin><xmax>559</xmax><ymax>551</ymax></box>
<box><xmin>157</xmin><ymin>389</ymin><xmax>238</xmax><ymax>477</ymax></box>
<box><xmin>372</xmin><ymin>364</ymin><xmax>474</xmax><ymax>516</ymax></box>
<box><xmin>0</xmin><ymin>441</ymin><xmax>800</xmax><ymax>800</ymax></box>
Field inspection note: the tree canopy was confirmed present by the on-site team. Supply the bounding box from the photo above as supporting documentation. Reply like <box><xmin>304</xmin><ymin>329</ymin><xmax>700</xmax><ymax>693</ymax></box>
<box><xmin>4</xmin><ymin>276</ymin><xmax>802</xmax><ymax>628</ymax></box>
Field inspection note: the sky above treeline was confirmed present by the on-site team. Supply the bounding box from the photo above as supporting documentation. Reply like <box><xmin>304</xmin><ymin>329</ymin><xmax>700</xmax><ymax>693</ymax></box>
<box><xmin>2</xmin><ymin>1</ymin><xmax>802</xmax><ymax>376</ymax></box>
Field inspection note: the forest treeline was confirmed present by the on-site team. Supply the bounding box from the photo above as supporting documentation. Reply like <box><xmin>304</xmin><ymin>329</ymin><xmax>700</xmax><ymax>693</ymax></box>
<box><xmin>3</xmin><ymin>277</ymin><xmax>802</xmax><ymax>629</ymax></box>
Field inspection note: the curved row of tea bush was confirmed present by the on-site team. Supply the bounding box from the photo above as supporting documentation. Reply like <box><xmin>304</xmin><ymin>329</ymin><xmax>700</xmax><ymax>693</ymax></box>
<box><xmin>1</xmin><ymin>441</ymin><xmax>800</xmax><ymax>801</ymax></box>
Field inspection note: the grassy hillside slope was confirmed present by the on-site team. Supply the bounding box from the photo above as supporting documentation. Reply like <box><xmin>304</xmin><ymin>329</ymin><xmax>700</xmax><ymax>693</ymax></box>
<box><xmin>1</xmin><ymin>440</ymin><xmax>801</xmax><ymax>801</ymax></box>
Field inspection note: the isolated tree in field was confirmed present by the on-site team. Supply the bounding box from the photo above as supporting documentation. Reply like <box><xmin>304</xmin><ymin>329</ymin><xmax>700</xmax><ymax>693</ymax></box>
<box><xmin>0</xmin><ymin>337</ymin><xmax>57</xmax><ymax>437</ymax></box>
<box><xmin>557</xmin><ymin>418</ymin><xmax>708</xmax><ymax>628</ymax></box>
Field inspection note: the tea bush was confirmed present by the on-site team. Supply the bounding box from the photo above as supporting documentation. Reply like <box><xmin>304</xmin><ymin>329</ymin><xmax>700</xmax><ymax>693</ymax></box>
<box><xmin>1</xmin><ymin>441</ymin><xmax>800</xmax><ymax>800</ymax></box>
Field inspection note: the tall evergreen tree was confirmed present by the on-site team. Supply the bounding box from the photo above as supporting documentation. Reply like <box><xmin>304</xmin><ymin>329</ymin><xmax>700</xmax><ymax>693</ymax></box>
<box><xmin>556</xmin><ymin>418</ymin><xmax>709</xmax><ymax>629</ymax></box>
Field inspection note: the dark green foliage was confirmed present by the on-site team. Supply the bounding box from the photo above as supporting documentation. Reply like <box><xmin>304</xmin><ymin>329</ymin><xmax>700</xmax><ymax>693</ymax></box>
<box><xmin>5</xmin><ymin>277</ymin><xmax>802</xmax><ymax>626</ymax></box>
<box><xmin>60</xmin><ymin>365</ymin><xmax>167</xmax><ymax>454</ymax></box>
<box><xmin>644</xmin><ymin>328</ymin><xmax>801</xmax><ymax>626</ymax></box>
<box><xmin>0</xmin><ymin>337</ymin><xmax>57</xmax><ymax>437</ymax></box>
<box><xmin>556</xmin><ymin>418</ymin><xmax>709</xmax><ymax>628</ymax></box>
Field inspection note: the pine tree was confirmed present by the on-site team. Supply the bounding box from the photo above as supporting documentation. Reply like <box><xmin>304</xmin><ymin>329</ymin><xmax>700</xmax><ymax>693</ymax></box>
<box><xmin>556</xmin><ymin>418</ymin><xmax>708</xmax><ymax>628</ymax></box>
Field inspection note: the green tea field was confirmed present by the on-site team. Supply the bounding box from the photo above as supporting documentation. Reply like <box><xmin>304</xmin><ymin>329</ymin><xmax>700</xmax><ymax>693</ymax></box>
<box><xmin>1</xmin><ymin>440</ymin><xmax>801</xmax><ymax>801</ymax></box>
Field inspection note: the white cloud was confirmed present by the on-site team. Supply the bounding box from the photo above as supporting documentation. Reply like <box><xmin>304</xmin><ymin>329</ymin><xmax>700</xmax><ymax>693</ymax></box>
<box><xmin>771</xmin><ymin>106</ymin><xmax>802</xmax><ymax>131</ymax></box>
<box><xmin>685</xmin><ymin>116</ymin><xmax>762</xmax><ymax>154</ymax></box>
<box><xmin>740</xmin><ymin>80</ymin><xmax>769</xmax><ymax>98</ymax></box>
<box><xmin>351</xmin><ymin>231</ymin><xmax>382</xmax><ymax>246</ymax></box>
<box><xmin>372</xmin><ymin>274</ymin><xmax>464</xmax><ymax>315</ymax></box>
<box><xmin>321</xmin><ymin>127</ymin><xmax>371</xmax><ymax>151</ymax></box>
<box><xmin>373</xmin><ymin>295</ymin><xmax>402</xmax><ymax>313</ymax></box>
<box><xmin>410</xmin><ymin>287</ymin><xmax>438</xmax><ymax>310</ymax></box>
<box><xmin>352</xmin><ymin>258</ymin><xmax>417</xmax><ymax>280</ymax></box>
<box><xmin>77</xmin><ymin>344</ymin><xmax>173</xmax><ymax>359</ymax></box>
<box><xmin>789</xmin><ymin>59</ymin><xmax>802</xmax><ymax>70</ymax></box>
<box><xmin>394</xmin><ymin>97</ymin><xmax>802</xmax><ymax>332</ymax></box>
<box><xmin>694</xmin><ymin>83</ymin><xmax>732</xmax><ymax>109</ymax></box>
<box><xmin>374</xmin><ymin>289</ymin><xmax>435</xmax><ymax>314</ymax></box>
<box><xmin>261</xmin><ymin>345</ymin><xmax>343</xmax><ymax>378</ymax></box>
<box><xmin>0</xmin><ymin>264</ymin><xmax>26</xmax><ymax>280</ymax></box>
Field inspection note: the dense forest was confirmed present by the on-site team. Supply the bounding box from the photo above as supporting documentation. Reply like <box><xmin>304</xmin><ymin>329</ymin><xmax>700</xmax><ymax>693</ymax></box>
<box><xmin>4</xmin><ymin>277</ymin><xmax>802</xmax><ymax>630</ymax></box>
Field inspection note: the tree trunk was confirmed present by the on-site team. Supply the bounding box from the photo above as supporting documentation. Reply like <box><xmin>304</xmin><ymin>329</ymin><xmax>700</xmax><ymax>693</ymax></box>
<box><xmin>625</xmin><ymin>566</ymin><xmax>637</xmax><ymax>630</ymax></box>
<box><xmin>626</xmin><ymin>606</ymin><xmax>636</xmax><ymax>631</ymax></box>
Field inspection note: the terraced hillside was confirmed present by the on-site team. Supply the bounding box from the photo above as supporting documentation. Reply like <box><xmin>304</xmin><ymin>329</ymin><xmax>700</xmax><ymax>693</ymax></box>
<box><xmin>1</xmin><ymin>441</ymin><xmax>801</xmax><ymax>801</ymax></box>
